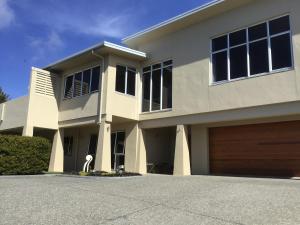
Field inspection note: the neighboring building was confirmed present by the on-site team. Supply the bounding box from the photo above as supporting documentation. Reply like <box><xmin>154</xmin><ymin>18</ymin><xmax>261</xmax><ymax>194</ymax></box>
<box><xmin>1</xmin><ymin>0</ymin><xmax>300</xmax><ymax>177</ymax></box>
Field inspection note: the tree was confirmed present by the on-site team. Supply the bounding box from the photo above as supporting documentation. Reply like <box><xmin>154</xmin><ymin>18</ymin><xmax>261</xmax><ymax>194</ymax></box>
<box><xmin>0</xmin><ymin>87</ymin><xmax>9</xmax><ymax>104</ymax></box>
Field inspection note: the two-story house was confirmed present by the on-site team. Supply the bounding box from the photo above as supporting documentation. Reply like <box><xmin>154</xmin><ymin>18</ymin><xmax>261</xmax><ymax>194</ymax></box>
<box><xmin>1</xmin><ymin>0</ymin><xmax>300</xmax><ymax>177</ymax></box>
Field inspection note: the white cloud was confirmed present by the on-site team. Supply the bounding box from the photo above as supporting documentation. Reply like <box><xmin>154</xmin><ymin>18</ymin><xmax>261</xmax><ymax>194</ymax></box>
<box><xmin>29</xmin><ymin>31</ymin><xmax>64</xmax><ymax>63</ymax></box>
<box><xmin>0</xmin><ymin>0</ymin><xmax>14</xmax><ymax>29</ymax></box>
<box><xmin>44</xmin><ymin>10</ymin><xmax>134</xmax><ymax>39</ymax></box>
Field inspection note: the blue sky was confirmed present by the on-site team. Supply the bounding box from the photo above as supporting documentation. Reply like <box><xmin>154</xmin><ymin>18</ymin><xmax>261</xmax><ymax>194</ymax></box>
<box><xmin>0</xmin><ymin>0</ymin><xmax>210</xmax><ymax>99</ymax></box>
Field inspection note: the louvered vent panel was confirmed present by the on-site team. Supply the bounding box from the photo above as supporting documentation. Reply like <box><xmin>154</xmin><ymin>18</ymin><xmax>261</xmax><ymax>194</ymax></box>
<box><xmin>35</xmin><ymin>71</ymin><xmax>56</xmax><ymax>97</ymax></box>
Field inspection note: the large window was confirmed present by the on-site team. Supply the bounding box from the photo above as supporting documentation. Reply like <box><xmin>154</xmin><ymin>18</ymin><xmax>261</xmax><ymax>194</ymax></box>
<box><xmin>142</xmin><ymin>60</ymin><xmax>172</xmax><ymax>112</ymax></box>
<box><xmin>115</xmin><ymin>65</ymin><xmax>136</xmax><ymax>96</ymax></box>
<box><xmin>211</xmin><ymin>15</ymin><xmax>292</xmax><ymax>83</ymax></box>
<box><xmin>63</xmin><ymin>66</ymin><xmax>101</xmax><ymax>99</ymax></box>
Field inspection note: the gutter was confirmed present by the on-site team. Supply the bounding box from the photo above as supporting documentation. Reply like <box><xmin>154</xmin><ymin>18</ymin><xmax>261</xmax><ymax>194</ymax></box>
<box><xmin>91</xmin><ymin>50</ymin><xmax>105</xmax><ymax>125</ymax></box>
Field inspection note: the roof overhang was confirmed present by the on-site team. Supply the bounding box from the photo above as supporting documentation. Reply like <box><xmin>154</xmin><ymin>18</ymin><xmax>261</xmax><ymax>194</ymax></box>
<box><xmin>122</xmin><ymin>0</ymin><xmax>254</xmax><ymax>47</ymax></box>
<box><xmin>43</xmin><ymin>41</ymin><xmax>146</xmax><ymax>73</ymax></box>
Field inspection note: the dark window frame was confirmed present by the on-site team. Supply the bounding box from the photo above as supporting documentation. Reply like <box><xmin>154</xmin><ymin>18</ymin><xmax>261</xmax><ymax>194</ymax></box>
<box><xmin>211</xmin><ymin>15</ymin><xmax>293</xmax><ymax>84</ymax></box>
<box><xmin>63</xmin><ymin>65</ymin><xmax>101</xmax><ymax>100</ymax></box>
<box><xmin>115</xmin><ymin>65</ymin><xmax>136</xmax><ymax>96</ymax></box>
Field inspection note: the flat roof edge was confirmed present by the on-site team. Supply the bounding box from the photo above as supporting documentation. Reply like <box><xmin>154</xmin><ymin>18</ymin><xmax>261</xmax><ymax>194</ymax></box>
<box><xmin>122</xmin><ymin>0</ymin><xmax>225</xmax><ymax>44</ymax></box>
<box><xmin>43</xmin><ymin>41</ymin><xmax>146</xmax><ymax>70</ymax></box>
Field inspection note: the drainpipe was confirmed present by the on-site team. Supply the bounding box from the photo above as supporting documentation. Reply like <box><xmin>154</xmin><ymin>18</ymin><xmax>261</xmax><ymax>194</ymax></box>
<box><xmin>91</xmin><ymin>50</ymin><xmax>105</xmax><ymax>124</ymax></box>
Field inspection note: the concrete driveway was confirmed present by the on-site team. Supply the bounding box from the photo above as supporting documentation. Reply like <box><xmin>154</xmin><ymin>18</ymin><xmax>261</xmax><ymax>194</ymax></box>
<box><xmin>0</xmin><ymin>175</ymin><xmax>300</xmax><ymax>225</ymax></box>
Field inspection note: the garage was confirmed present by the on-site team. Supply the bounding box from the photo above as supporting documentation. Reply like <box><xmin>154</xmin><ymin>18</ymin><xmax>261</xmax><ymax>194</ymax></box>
<box><xmin>209</xmin><ymin>121</ymin><xmax>300</xmax><ymax>177</ymax></box>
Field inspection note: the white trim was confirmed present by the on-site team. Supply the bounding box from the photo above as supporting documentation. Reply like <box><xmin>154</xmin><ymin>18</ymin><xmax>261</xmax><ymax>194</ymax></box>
<box><xmin>160</xmin><ymin>62</ymin><xmax>163</xmax><ymax>111</ymax></box>
<box><xmin>246</xmin><ymin>28</ymin><xmax>250</xmax><ymax>77</ymax></box>
<box><xmin>122</xmin><ymin>0</ymin><xmax>224</xmax><ymax>43</ymax></box>
<box><xmin>211</xmin><ymin>67</ymin><xmax>294</xmax><ymax>86</ymax></box>
<box><xmin>0</xmin><ymin>104</ymin><xmax>5</xmax><ymax>122</ymax></box>
<box><xmin>227</xmin><ymin>34</ymin><xmax>230</xmax><ymax>81</ymax></box>
<box><xmin>267</xmin><ymin>21</ymin><xmax>273</xmax><ymax>72</ymax></box>
<box><xmin>43</xmin><ymin>41</ymin><xmax>146</xmax><ymax>70</ymax></box>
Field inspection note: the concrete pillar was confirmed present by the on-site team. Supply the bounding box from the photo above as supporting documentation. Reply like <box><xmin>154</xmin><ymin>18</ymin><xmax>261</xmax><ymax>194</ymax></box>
<box><xmin>173</xmin><ymin>125</ymin><xmax>191</xmax><ymax>176</ymax></box>
<box><xmin>94</xmin><ymin>122</ymin><xmax>111</xmax><ymax>172</ymax></box>
<box><xmin>191</xmin><ymin>126</ymin><xmax>209</xmax><ymax>175</ymax></box>
<box><xmin>22</xmin><ymin>125</ymin><xmax>34</xmax><ymax>137</ymax></box>
<box><xmin>48</xmin><ymin>129</ymin><xmax>64</xmax><ymax>172</ymax></box>
<box><xmin>136</xmin><ymin>127</ymin><xmax>147</xmax><ymax>174</ymax></box>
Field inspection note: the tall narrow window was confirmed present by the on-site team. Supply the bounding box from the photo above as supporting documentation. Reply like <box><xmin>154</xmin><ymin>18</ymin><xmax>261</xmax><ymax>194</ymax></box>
<box><xmin>64</xmin><ymin>75</ymin><xmax>73</xmax><ymax>98</ymax></box>
<box><xmin>115</xmin><ymin>65</ymin><xmax>136</xmax><ymax>96</ymax></box>
<box><xmin>91</xmin><ymin>66</ymin><xmax>100</xmax><ymax>92</ymax></box>
<box><xmin>73</xmin><ymin>72</ymin><xmax>82</xmax><ymax>97</ymax></box>
<box><xmin>162</xmin><ymin>63</ymin><xmax>172</xmax><ymax>109</ymax></box>
<box><xmin>142</xmin><ymin>70</ymin><xmax>151</xmax><ymax>112</ymax></box>
<box><xmin>82</xmin><ymin>69</ymin><xmax>91</xmax><ymax>95</ymax></box>
<box><xmin>211</xmin><ymin>15</ymin><xmax>293</xmax><ymax>83</ymax></box>
<box><xmin>229</xmin><ymin>29</ymin><xmax>247</xmax><ymax>79</ymax></box>
<box><xmin>116</xmin><ymin>65</ymin><xmax>126</xmax><ymax>93</ymax></box>
<box><xmin>212</xmin><ymin>35</ymin><xmax>228</xmax><ymax>82</ymax></box>
<box><xmin>151</xmin><ymin>67</ymin><xmax>161</xmax><ymax>111</ymax></box>
<box><xmin>142</xmin><ymin>60</ymin><xmax>173</xmax><ymax>112</ymax></box>
<box><xmin>127</xmin><ymin>67</ymin><xmax>136</xmax><ymax>96</ymax></box>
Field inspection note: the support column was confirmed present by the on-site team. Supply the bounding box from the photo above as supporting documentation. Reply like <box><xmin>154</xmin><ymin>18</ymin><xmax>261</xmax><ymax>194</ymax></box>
<box><xmin>191</xmin><ymin>126</ymin><xmax>209</xmax><ymax>175</ymax></box>
<box><xmin>94</xmin><ymin>122</ymin><xmax>111</xmax><ymax>172</ymax></box>
<box><xmin>173</xmin><ymin>125</ymin><xmax>191</xmax><ymax>176</ymax></box>
<box><xmin>136</xmin><ymin>126</ymin><xmax>147</xmax><ymax>174</ymax></box>
<box><xmin>48</xmin><ymin>129</ymin><xmax>64</xmax><ymax>172</ymax></box>
<box><xmin>22</xmin><ymin>125</ymin><xmax>34</xmax><ymax>137</ymax></box>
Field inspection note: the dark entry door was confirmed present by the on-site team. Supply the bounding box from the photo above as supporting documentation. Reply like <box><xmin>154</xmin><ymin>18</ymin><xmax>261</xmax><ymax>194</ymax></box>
<box><xmin>111</xmin><ymin>131</ymin><xmax>125</xmax><ymax>170</ymax></box>
<box><xmin>88</xmin><ymin>134</ymin><xmax>98</xmax><ymax>169</ymax></box>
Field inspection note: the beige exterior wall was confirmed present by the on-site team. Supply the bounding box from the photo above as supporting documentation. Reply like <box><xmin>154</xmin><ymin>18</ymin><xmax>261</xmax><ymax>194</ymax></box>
<box><xmin>191</xmin><ymin>125</ymin><xmax>209</xmax><ymax>175</ymax></box>
<box><xmin>0</xmin><ymin>96</ymin><xmax>29</xmax><ymax>131</ymax></box>
<box><xmin>103</xmin><ymin>55</ymin><xmax>141</xmax><ymax>121</ymax></box>
<box><xmin>135</xmin><ymin>0</ymin><xmax>300</xmax><ymax>121</ymax></box>
<box><xmin>58</xmin><ymin>61</ymin><xmax>102</xmax><ymax>123</ymax></box>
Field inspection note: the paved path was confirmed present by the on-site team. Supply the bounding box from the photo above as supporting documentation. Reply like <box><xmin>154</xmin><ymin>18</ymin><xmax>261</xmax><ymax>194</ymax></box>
<box><xmin>1</xmin><ymin>175</ymin><xmax>300</xmax><ymax>225</ymax></box>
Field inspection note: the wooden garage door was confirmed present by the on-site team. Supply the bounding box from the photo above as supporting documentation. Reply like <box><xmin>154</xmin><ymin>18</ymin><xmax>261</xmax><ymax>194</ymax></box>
<box><xmin>209</xmin><ymin>121</ymin><xmax>300</xmax><ymax>177</ymax></box>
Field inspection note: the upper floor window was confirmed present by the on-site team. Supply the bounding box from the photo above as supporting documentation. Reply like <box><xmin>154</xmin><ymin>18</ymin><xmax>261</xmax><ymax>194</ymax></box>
<box><xmin>142</xmin><ymin>60</ymin><xmax>172</xmax><ymax>112</ymax></box>
<box><xmin>64</xmin><ymin>66</ymin><xmax>101</xmax><ymax>99</ymax></box>
<box><xmin>115</xmin><ymin>65</ymin><xmax>136</xmax><ymax>96</ymax></box>
<box><xmin>211</xmin><ymin>15</ymin><xmax>292</xmax><ymax>83</ymax></box>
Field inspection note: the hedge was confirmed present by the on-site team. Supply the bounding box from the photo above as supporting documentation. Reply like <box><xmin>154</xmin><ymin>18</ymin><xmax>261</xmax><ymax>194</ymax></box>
<box><xmin>0</xmin><ymin>135</ymin><xmax>51</xmax><ymax>175</ymax></box>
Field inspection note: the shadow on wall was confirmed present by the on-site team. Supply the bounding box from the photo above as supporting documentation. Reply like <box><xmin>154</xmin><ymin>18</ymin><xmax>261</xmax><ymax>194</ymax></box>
<box><xmin>144</xmin><ymin>126</ymin><xmax>176</xmax><ymax>174</ymax></box>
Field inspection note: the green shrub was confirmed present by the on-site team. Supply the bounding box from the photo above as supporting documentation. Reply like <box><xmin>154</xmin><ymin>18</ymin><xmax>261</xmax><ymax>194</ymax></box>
<box><xmin>0</xmin><ymin>135</ymin><xmax>51</xmax><ymax>175</ymax></box>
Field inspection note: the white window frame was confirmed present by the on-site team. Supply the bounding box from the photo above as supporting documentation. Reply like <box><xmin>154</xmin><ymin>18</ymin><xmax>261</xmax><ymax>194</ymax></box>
<box><xmin>142</xmin><ymin>60</ymin><xmax>173</xmax><ymax>113</ymax></box>
<box><xmin>115</xmin><ymin>65</ymin><xmax>136</xmax><ymax>96</ymax></box>
<box><xmin>63</xmin><ymin>65</ymin><xmax>101</xmax><ymax>100</ymax></box>
<box><xmin>210</xmin><ymin>14</ymin><xmax>294</xmax><ymax>85</ymax></box>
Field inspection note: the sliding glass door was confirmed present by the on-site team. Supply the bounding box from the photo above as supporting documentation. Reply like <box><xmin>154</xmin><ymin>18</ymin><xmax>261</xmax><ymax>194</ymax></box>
<box><xmin>111</xmin><ymin>131</ymin><xmax>125</xmax><ymax>170</ymax></box>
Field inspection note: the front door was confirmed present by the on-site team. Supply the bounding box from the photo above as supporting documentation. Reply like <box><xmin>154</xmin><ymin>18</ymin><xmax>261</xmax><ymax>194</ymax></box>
<box><xmin>111</xmin><ymin>131</ymin><xmax>125</xmax><ymax>170</ymax></box>
<box><xmin>88</xmin><ymin>134</ymin><xmax>98</xmax><ymax>170</ymax></box>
